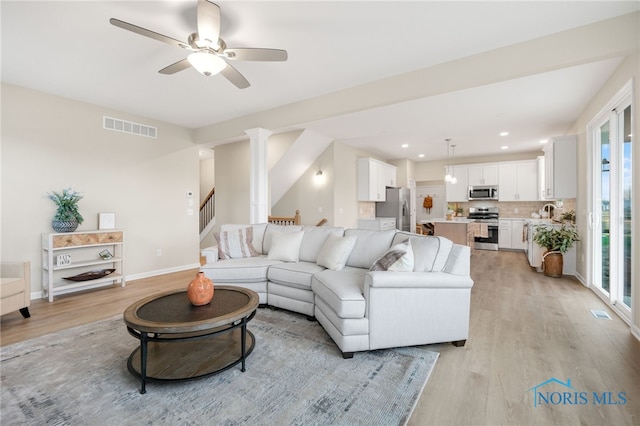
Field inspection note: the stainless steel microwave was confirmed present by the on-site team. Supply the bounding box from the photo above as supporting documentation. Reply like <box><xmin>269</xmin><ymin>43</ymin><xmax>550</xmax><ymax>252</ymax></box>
<box><xmin>468</xmin><ymin>185</ymin><xmax>499</xmax><ymax>200</ymax></box>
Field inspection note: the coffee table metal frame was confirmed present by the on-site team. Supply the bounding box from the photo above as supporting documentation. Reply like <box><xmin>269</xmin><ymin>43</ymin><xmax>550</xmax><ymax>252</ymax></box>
<box><xmin>123</xmin><ymin>285</ymin><xmax>259</xmax><ymax>394</ymax></box>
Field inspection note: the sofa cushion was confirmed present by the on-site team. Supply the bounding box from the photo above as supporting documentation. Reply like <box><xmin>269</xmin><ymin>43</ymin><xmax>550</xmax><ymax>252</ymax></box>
<box><xmin>391</xmin><ymin>234</ymin><xmax>454</xmax><ymax>272</ymax></box>
<box><xmin>267</xmin><ymin>230</ymin><xmax>305</xmax><ymax>262</ymax></box>
<box><xmin>215</xmin><ymin>227</ymin><xmax>260</xmax><ymax>259</ymax></box>
<box><xmin>263</xmin><ymin>224</ymin><xmax>304</xmax><ymax>254</ymax></box>
<box><xmin>344</xmin><ymin>229</ymin><xmax>396</xmax><ymax>269</ymax></box>
<box><xmin>311</xmin><ymin>267</ymin><xmax>367</xmax><ymax>319</ymax></box>
<box><xmin>299</xmin><ymin>226</ymin><xmax>345</xmax><ymax>263</ymax></box>
<box><xmin>221</xmin><ymin>223</ymin><xmax>268</xmax><ymax>254</ymax></box>
<box><xmin>316</xmin><ymin>234</ymin><xmax>357</xmax><ymax>271</ymax></box>
<box><xmin>370</xmin><ymin>239</ymin><xmax>414</xmax><ymax>272</ymax></box>
<box><xmin>200</xmin><ymin>255</ymin><xmax>280</xmax><ymax>283</ymax></box>
<box><xmin>268</xmin><ymin>262</ymin><xmax>326</xmax><ymax>290</ymax></box>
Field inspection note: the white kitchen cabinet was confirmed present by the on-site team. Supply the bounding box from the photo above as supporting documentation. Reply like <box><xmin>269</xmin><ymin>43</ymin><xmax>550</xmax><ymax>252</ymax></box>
<box><xmin>499</xmin><ymin>219</ymin><xmax>526</xmax><ymax>250</ymax></box>
<box><xmin>358</xmin><ymin>218</ymin><xmax>396</xmax><ymax>231</ymax></box>
<box><xmin>537</xmin><ymin>156</ymin><xmax>546</xmax><ymax>200</ymax></box>
<box><xmin>42</xmin><ymin>230</ymin><xmax>125</xmax><ymax>302</ymax></box>
<box><xmin>445</xmin><ymin>165</ymin><xmax>468</xmax><ymax>202</ymax></box>
<box><xmin>511</xmin><ymin>220</ymin><xmax>526</xmax><ymax>250</ymax></box>
<box><xmin>498</xmin><ymin>160</ymin><xmax>538</xmax><ymax>201</ymax></box>
<box><xmin>467</xmin><ymin>164</ymin><xmax>498</xmax><ymax>186</ymax></box>
<box><xmin>543</xmin><ymin>135</ymin><xmax>576</xmax><ymax>199</ymax></box>
<box><xmin>357</xmin><ymin>158</ymin><xmax>397</xmax><ymax>201</ymax></box>
<box><xmin>498</xmin><ymin>220</ymin><xmax>512</xmax><ymax>248</ymax></box>
<box><xmin>380</xmin><ymin>162</ymin><xmax>397</xmax><ymax>188</ymax></box>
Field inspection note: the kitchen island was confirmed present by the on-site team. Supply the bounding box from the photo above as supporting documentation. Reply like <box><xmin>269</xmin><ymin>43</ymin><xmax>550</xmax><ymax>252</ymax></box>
<box><xmin>421</xmin><ymin>218</ymin><xmax>476</xmax><ymax>247</ymax></box>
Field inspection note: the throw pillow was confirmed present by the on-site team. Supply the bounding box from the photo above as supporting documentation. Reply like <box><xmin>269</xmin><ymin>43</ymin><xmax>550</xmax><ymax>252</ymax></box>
<box><xmin>369</xmin><ymin>240</ymin><xmax>414</xmax><ymax>272</ymax></box>
<box><xmin>267</xmin><ymin>230</ymin><xmax>305</xmax><ymax>262</ymax></box>
<box><xmin>214</xmin><ymin>227</ymin><xmax>259</xmax><ymax>260</ymax></box>
<box><xmin>316</xmin><ymin>234</ymin><xmax>357</xmax><ymax>271</ymax></box>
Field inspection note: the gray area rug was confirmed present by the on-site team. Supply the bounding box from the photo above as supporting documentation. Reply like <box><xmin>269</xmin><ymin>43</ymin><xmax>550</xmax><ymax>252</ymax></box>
<box><xmin>1</xmin><ymin>307</ymin><xmax>437</xmax><ymax>425</ymax></box>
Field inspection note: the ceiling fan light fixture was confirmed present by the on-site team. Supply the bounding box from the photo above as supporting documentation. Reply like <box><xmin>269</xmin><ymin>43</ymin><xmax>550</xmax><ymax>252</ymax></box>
<box><xmin>188</xmin><ymin>52</ymin><xmax>226</xmax><ymax>77</ymax></box>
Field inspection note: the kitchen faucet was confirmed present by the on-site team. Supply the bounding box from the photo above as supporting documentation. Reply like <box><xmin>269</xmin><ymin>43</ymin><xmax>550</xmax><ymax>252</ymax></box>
<box><xmin>541</xmin><ymin>203</ymin><xmax>557</xmax><ymax>219</ymax></box>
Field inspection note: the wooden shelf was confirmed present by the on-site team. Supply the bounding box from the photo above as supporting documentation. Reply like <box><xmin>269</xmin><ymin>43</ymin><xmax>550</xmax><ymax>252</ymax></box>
<box><xmin>42</xmin><ymin>230</ymin><xmax>125</xmax><ymax>302</ymax></box>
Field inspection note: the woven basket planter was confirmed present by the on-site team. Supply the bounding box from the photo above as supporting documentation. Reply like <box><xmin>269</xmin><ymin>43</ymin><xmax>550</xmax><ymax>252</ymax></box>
<box><xmin>52</xmin><ymin>220</ymin><xmax>79</xmax><ymax>233</ymax></box>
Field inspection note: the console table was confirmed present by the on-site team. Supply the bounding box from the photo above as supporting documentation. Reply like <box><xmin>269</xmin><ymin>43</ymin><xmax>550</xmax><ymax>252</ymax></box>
<box><xmin>42</xmin><ymin>230</ymin><xmax>125</xmax><ymax>302</ymax></box>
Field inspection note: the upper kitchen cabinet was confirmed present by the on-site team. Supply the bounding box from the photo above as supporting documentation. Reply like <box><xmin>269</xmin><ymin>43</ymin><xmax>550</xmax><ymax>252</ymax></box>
<box><xmin>467</xmin><ymin>164</ymin><xmax>498</xmax><ymax>186</ymax></box>
<box><xmin>498</xmin><ymin>160</ymin><xmax>538</xmax><ymax>201</ymax></box>
<box><xmin>445</xmin><ymin>165</ymin><xmax>468</xmax><ymax>202</ymax></box>
<box><xmin>542</xmin><ymin>135</ymin><xmax>577</xmax><ymax>199</ymax></box>
<box><xmin>357</xmin><ymin>158</ymin><xmax>397</xmax><ymax>201</ymax></box>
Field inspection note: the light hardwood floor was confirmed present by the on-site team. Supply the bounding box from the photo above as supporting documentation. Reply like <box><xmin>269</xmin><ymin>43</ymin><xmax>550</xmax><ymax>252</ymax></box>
<box><xmin>2</xmin><ymin>250</ymin><xmax>639</xmax><ymax>425</ymax></box>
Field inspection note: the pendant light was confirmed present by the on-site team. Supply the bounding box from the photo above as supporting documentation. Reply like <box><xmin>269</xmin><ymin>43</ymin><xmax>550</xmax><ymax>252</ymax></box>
<box><xmin>450</xmin><ymin>143</ymin><xmax>458</xmax><ymax>184</ymax></box>
<box><xmin>444</xmin><ymin>139</ymin><xmax>452</xmax><ymax>182</ymax></box>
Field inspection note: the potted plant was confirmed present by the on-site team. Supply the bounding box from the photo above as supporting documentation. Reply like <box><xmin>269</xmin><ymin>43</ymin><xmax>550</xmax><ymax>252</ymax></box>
<box><xmin>47</xmin><ymin>187</ymin><xmax>84</xmax><ymax>232</ymax></box>
<box><xmin>559</xmin><ymin>210</ymin><xmax>576</xmax><ymax>224</ymax></box>
<box><xmin>533</xmin><ymin>224</ymin><xmax>579</xmax><ymax>277</ymax></box>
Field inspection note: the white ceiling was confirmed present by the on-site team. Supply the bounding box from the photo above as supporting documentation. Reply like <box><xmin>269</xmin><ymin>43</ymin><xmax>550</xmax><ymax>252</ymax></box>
<box><xmin>2</xmin><ymin>1</ymin><xmax>638</xmax><ymax>162</ymax></box>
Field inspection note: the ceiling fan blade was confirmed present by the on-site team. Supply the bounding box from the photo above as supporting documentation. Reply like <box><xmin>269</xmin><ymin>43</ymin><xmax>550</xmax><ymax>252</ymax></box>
<box><xmin>159</xmin><ymin>59</ymin><xmax>191</xmax><ymax>75</ymax></box>
<box><xmin>224</xmin><ymin>48</ymin><xmax>288</xmax><ymax>62</ymax></box>
<box><xmin>110</xmin><ymin>18</ymin><xmax>185</xmax><ymax>49</ymax></box>
<box><xmin>197</xmin><ymin>0</ymin><xmax>221</xmax><ymax>48</ymax></box>
<box><xmin>220</xmin><ymin>63</ymin><xmax>250</xmax><ymax>89</ymax></box>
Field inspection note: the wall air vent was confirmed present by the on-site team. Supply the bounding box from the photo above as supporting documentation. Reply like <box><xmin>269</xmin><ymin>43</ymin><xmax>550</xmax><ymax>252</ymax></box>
<box><xmin>103</xmin><ymin>116</ymin><xmax>157</xmax><ymax>139</ymax></box>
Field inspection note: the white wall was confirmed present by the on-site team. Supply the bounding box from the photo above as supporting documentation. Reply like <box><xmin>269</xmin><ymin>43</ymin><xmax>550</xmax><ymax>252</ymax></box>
<box><xmin>1</xmin><ymin>84</ymin><xmax>200</xmax><ymax>296</ymax></box>
<box><xmin>199</xmin><ymin>154</ymin><xmax>215</xmax><ymax>204</ymax></box>
<box><xmin>213</xmin><ymin>140</ymin><xmax>251</xmax><ymax>229</ymax></box>
<box><xmin>272</xmin><ymin>144</ymin><xmax>335</xmax><ymax>226</ymax></box>
<box><xmin>270</xmin><ymin>141</ymin><xmax>380</xmax><ymax>229</ymax></box>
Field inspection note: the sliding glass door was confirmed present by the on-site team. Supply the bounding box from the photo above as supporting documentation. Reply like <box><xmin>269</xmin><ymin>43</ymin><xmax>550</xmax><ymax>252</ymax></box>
<box><xmin>589</xmin><ymin>84</ymin><xmax>633</xmax><ymax>317</ymax></box>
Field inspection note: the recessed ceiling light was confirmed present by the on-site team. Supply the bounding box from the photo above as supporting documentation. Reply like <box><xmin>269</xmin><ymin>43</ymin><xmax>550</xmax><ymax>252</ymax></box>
<box><xmin>401</xmin><ymin>143</ymin><xmax>409</xmax><ymax>148</ymax></box>
<box><xmin>540</xmin><ymin>139</ymin><xmax>548</xmax><ymax>144</ymax></box>
<box><xmin>418</xmin><ymin>154</ymin><xmax>425</xmax><ymax>158</ymax></box>
<box><xmin>501</xmin><ymin>146</ymin><xmax>509</xmax><ymax>150</ymax></box>
<box><xmin>499</xmin><ymin>131</ymin><xmax>509</xmax><ymax>136</ymax></box>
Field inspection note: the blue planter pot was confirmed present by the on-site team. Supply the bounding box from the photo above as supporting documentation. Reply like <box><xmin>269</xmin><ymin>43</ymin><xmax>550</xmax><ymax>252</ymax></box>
<box><xmin>52</xmin><ymin>220</ymin><xmax>79</xmax><ymax>233</ymax></box>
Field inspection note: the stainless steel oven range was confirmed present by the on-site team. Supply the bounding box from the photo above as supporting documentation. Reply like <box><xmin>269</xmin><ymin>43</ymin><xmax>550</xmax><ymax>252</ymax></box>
<box><xmin>468</xmin><ymin>207</ymin><xmax>499</xmax><ymax>250</ymax></box>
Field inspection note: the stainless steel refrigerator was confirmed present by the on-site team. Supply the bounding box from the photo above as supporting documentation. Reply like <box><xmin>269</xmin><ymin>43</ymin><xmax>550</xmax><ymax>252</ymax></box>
<box><xmin>375</xmin><ymin>187</ymin><xmax>411</xmax><ymax>232</ymax></box>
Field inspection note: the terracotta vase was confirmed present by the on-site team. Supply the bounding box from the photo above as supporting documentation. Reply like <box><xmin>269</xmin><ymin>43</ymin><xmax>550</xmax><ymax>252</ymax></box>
<box><xmin>542</xmin><ymin>251</ymin><xmax>563</xmax><ymax>278</ymax></box>
<box><xmin>187</xmin><ymin>272</ymin><xmax>214</xmax><ymax>306</ymax></box>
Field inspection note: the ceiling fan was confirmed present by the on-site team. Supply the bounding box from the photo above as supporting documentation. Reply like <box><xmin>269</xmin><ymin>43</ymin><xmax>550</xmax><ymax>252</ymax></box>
<box><xmin>110</xmin><ymin>0</ymin><xmax>287</xmax><ymax>89</ymax></box>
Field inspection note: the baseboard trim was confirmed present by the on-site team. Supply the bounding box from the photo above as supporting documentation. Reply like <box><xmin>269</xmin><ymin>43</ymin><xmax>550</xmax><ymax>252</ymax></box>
<box><xmin>631</xmin><ymin>325</ymin><xmax>640</xmax><ymax>343</ymax></box>
<box><xmin>573</xmin><ymin>271</ymin><xmax>588</xmax><ymax>287</ymax></box>
<box><xmin>31</xmin><ymin>263</ymin><xmax>201</xmax><ymax>300</ymax></box>
<box><xmin>126</xmin><ymin>263</ymin><xmax>201</xmax><ymax>282</ymax></box>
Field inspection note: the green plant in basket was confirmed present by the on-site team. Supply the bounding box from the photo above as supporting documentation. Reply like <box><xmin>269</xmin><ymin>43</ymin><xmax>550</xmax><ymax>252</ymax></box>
<box><xmin>48</xmin><ymin>188</ymin><xmax>84</xmax><ymax>223</ymax></box>
<box><xmin>534</xmin><ymin>224</ymin><xmax>579</xmax><ymax>253</ymax></box>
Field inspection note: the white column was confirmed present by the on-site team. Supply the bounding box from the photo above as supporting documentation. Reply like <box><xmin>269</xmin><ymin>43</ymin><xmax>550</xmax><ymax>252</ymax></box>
<box><xmin>245</xmin><ymin>128</ymin><xmax>272</xmax><ymax>224</ymax></box>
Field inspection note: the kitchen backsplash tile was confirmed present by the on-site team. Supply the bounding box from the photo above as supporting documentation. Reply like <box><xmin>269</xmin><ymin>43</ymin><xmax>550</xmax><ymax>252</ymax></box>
<box><xmin>450</xmin><ymin>199</ymin><xmax>576</xmax><ymax>219</ymax></box>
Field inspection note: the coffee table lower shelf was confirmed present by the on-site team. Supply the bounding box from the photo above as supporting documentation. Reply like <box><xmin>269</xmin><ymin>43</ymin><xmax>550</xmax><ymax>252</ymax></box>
<box><xmin>127</xmin><ymin>328</ymin><xmax>255</xmax><ymax>382</ymax></box>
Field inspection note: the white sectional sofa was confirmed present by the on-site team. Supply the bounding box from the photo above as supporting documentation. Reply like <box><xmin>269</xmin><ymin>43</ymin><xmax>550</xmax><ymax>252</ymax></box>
<box><xmin>201</xmin><ymin>223</ymin><xmax>473</xmax><ymax>358</ymax></box>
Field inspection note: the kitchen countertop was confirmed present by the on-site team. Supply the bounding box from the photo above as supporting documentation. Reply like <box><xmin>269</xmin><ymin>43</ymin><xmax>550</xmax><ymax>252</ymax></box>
<box><xmin>421</xmin><ymin>218</ymin><xmax>476</xmax><ymax>224</ymax></box>
<box><xmin>523</xmin><ymin>218</ymin><xmax>560</xmax><ymax>224</ymax></box>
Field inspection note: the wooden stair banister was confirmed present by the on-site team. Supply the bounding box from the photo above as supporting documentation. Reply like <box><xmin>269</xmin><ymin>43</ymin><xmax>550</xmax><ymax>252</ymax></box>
<box><xmin>199</xmin><ymin>187</ymin><xmax>215</xmax><ymax>233</ymax></box>
<box><xmin>268</xmin><ymin>210</ymin><xmax>301</xmax><ymax>226</ymax></box>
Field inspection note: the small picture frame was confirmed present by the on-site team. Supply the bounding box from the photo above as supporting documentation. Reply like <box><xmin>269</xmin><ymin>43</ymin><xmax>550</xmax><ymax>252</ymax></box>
<box><xmin>99</xmin><ymin>249</ymin><xmax>113</xmax><ymax>260</ymax></box>
<box><xmin>99</xmin><ymin>213</ymin><xmax>116</xmax><ymax>230</ymax></box>
<box><xmin>56</xmin><ymin>254</ymin><xmax>72</xmax><ymax>266</ymax></box>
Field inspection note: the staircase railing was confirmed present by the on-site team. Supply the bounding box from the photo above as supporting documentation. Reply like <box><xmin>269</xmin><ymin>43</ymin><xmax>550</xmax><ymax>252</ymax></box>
<box><xmin>200</xmin><ymin>187</ymin><xmax>215</xmax><ymax>233</ymax></box>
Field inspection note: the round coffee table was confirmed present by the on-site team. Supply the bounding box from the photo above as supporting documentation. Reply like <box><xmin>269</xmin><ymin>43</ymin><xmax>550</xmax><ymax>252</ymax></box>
<box><xmin>123</xmin><ymin>285</ymin><xmax>259</xmax><ymax>394</ymax></box>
